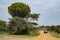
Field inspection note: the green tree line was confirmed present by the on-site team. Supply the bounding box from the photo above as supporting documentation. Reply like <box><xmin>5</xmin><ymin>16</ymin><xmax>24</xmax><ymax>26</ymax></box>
<box><xmin>39</xmin><ymin>25</ymin><xmax>60</xmax><ymax>33</ymax></box>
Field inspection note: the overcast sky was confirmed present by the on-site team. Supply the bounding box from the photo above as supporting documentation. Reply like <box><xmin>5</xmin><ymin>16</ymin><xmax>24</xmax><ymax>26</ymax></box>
<box><xmin>0</xmin><ymin>0</ymin><xmax>60</xmax><ymax>26</ymax></box>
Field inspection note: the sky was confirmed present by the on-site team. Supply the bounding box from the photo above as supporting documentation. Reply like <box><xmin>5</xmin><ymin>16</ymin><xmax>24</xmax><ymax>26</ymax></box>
<box><xmin>0</xmin><ymin>0</ymin><xmax>60</xmax><ymax>26</ymax></box>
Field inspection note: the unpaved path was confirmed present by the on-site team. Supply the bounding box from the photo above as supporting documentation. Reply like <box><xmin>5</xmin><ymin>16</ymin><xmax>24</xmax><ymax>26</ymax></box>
<box><xmin>0</xmin><ymin>31</ymin><xmax>60</xmax><ymax>40</ymax></box>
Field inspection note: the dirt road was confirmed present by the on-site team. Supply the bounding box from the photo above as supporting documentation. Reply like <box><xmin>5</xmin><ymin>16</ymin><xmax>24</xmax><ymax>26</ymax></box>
<box><xmin>31</xmin><ymin>31</ymin><xmax>60</xmax><ymax>40</ymax></box>
<box><xmin>0</xmin><ymin>31</ymin><xmax>60</xmax><ymax>40</ymax></box>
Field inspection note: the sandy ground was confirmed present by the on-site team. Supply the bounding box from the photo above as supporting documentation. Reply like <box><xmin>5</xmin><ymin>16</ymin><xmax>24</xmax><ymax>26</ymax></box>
<box><xmin>0</xmin><ymin>31</ymin><xmax>60</xmax><ymax>40</ymax></box>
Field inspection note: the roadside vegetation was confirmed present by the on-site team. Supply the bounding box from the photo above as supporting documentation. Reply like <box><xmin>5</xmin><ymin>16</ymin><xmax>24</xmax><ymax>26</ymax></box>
<box><xmin>50</xmin><ymin>31</ymin><xmax>60</xmax><ymax>38</ymax></box>
<box><xmin>49</xmin><ymin>25</ymin><xmax>60</xmax><ymax>38</ymax></box>
<box><xmin>39</xmin><ymin>25</ymin><xmax>60</xmax><ymax>38</ymax></box>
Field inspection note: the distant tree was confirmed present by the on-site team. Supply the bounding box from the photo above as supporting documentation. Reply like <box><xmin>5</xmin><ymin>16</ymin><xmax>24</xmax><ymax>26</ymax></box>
<box><xmin>50</xmin><ymin>25</ymin><xmax>55</xmax><ymax>31</ymax></box>
<box><xmin>55</xmin><ymin>25</ymin><xmax>60</xmax><ymax>33</ymax></box>
<box><xmin>0</xmin><ymin>20</ymin><xmax>7</xmax><ymax>32</ymax></box>
<box><xmin>45</xmin><ymin>26</ymin><xmax>50</xmax><ymax>31</ymax></box>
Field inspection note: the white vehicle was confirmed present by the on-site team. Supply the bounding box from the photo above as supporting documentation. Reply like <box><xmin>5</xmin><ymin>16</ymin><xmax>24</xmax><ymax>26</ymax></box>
<box><xmin>43</xmin><ymin>29</ymin><xmax>48</xmax><ymax>34</ymax></box>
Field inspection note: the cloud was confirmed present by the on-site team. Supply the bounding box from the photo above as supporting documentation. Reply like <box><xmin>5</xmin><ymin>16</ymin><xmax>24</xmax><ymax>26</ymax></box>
<box><xmin>0</xmin><ymin>5</ymin><xmax>5</xmax><ymax>8</ymax></box>
<box><xmin>30</xmin><ymin>0</ymin><xmax>60</xmax><ymax>14</ymax></box>
<box><xmin>0</xmin><ymin>5</ymin><xmax>7</xmax><ymax>8</ymax></box>
<box><xmin>30</xmin><ymin>0</ymin><xmax>60</xmax><ymax>10</ymax></box>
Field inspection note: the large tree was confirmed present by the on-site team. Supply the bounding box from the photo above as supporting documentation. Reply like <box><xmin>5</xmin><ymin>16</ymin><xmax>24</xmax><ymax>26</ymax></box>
<box><xmin>8</xmin><ymin>2</ymin><xmax>40</xmax><ymax>34</ymax></box>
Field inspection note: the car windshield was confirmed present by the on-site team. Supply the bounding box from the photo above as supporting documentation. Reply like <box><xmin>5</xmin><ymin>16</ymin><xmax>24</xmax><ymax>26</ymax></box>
<box><xmin>44</xmin><ymin>29</ymin><xmax>47</xmax><ymax>32</ymax></box>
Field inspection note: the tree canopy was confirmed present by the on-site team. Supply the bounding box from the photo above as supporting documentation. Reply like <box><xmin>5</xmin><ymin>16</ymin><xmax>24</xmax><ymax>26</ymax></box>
<box><xmin>8</xmin><ymin>2</ymin><xmax>40</xmax><ymax>20</ymax></box>
<box><xmin>8</xmin><ymin>2</ymin><xmax>31</xmax><ymax>18</ymax></box>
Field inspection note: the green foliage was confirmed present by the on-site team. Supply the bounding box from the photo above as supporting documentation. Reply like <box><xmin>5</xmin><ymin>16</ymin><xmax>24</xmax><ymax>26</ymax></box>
<box><xmin>50</xmin><ymin>31</ymin><xmax>60</xmax><ymax>38</ymax></box>
<box><xmin>55</xmin><ymin>25</ymin><xmax>60</xmax><ymax>33</ymax></box>
<box><xmin>8</xmin><ymin>2</ymin><xmax>30</xmax><ymax>18</ymax></box>
<box><xmin>39</xmin><ymin>25</ymin><xmax>60</xmax><ymax>34</ymax></box>
<box><xmin>29</xmin><ymin>14</ymin><xmax>40</xmax><ymax>20</ymax></box>
<box><xmin>8</xmin><ymin>16</ymin><xmax>39</xmax><ymax>35</ymax></box>
<box><xmin>39</xmin><ymin>25</ymin><xmax>45</xmax><ymax>30</ymax></box>
<box><xmin>7</xmin><ymin>2</ymin><xmax>40</xmax><ymax>35</ymax></box>
<box><xmin>50</xmin><ymin>25</ymin><xmax>55</xmax><ymax>31</ymax></box>
<box><xmin>8</xmin><ymin>16</ymin><xmax>28</xmax><ymax>34</ymax></box>
<box><xmin>8</xmin><ymin>2</ymin><xmax>40</xmax><ymax>20</ymax></box>
<box><xmin>0</xmin><ymin>20</ymin><xmax>8</xmax><ymax>32</ymax></box>
<box><xmin>28</xmin><ymin>30</ymin><xmax>39</xmax><ymax>36</ymax></box>
<box><xmin>45</xmin><ymin>25</ymin><xmax>60</xmax><ymax>33</ymax></box>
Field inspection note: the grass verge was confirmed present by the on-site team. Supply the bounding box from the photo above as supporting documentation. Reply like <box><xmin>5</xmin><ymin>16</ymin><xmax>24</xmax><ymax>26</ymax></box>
<box><xmin>50</xmin><ymin>31</ymin><xmax>60</xmax><ymax>38</ymax></box>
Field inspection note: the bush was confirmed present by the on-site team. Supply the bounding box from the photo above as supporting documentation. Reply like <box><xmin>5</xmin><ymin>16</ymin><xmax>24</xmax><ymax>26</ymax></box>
<box><xmin>8</xmin><ymin>17</ymin><xmax>39</xmax><ymax>35</ymax></box>
<box><xmin>0</xmin><ymin>20</ymin><xmax>8</xmax><ymax>32</ymax></box>
<box><xmin>55</xmin><ymin>26</ymin><xmax>60</xmax><ymax>33</ymax></box>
